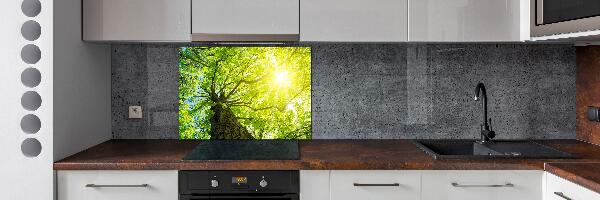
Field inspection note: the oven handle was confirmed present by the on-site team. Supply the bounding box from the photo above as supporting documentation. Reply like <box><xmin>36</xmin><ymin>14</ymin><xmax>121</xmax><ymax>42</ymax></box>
<box><xmin>180</xmin><ymin>194</ymin><xmax>299</xmax><ymax>200</ymax></box>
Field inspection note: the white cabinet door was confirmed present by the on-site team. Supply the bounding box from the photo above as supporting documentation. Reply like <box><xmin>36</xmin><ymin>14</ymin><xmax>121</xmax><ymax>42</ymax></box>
<box><xmin>545</xmin><ymin>172</ymin><xmax>600</xmax><ymax>200</ymax></box>
<box><xmin>330</xmin><ymin>170</ymin><xmax>420</xmax><ymax>200</ymax></box>
<box><xmin>422</xmin><ymin>170</ymin><xmax>543</xmax><ymax>200</ymax></box>
<box><xmin>409</xmin><ymin>0</ymin><xmax>529</xmax><ymax>42</ymax></box>
<box><xmin>300</xmin><ymin>0</ymin><xmax>408</xmax><ymax>42</ymax></box>
<box><xmin>82</xmin><ymin>0</ymin><xmax>191</xmax><ymax>41</ymax></box>
<box><xmin>191</xmin><ymin>0</ymin><xmax>299</xmax><ymax>41</ymax></box>
<box><xmin>300</xmin><ymin>170</ymin><xmax>330</xmax><ymax>200</ymax></box>
<box><xmin>57</xmin><ymin>170</ymin><xmax>178</xmax><ymax>200</ymax></box>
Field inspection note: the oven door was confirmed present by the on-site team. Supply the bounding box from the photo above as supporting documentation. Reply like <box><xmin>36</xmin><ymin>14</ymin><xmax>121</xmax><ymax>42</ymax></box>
<box><xmin>180</xmin><ymin>194</ymin><xmax>299</xmax><ymax>200</ymax></box>
<box><xmin>533</xmin><ymin>0</ymin><xmax>600</xmax><ymax>37</ymax></box>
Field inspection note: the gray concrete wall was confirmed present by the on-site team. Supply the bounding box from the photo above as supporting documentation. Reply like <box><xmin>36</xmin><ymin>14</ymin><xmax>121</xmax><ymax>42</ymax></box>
<box><xmin>111</xmin><ymin>44</ymin><xmax>576</xmax><ymax>139</ymax></box>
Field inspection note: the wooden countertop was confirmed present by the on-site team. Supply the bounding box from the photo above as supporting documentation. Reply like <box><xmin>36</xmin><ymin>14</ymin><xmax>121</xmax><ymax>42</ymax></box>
<box><xmin>54</xmin><ymin>139</ymin><xmax>600</xmax><ymax>170</ymax></box>
<box><xmin>545</xmin><ymin>162</ymin><xmax>600</xmax><ymax>194</ymax></box>
<box><xmin>54</xmin><ymin>139</ymin><xmax>600</xmax><ymax>194</ymax></box>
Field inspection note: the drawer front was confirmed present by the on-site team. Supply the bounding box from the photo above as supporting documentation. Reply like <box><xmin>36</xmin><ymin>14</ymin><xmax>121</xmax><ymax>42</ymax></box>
<box><xmin>57</xmin><ymin>170</ymin><xmax>178</xmax><ymax>200</ymax></box>
<box><xmin>330</xmin><ymin>170</ymin><xmax>421</xmax><ymax>200</ymax></box>
<box><xmin>546</xmin><ymin>173</ymin><xmax>600</xmax><ymax>200</ymax></box>
<box><xmin>422</xmin><ymin>170</ymin><xmax>543</xmax><ymax>200</ymax></box>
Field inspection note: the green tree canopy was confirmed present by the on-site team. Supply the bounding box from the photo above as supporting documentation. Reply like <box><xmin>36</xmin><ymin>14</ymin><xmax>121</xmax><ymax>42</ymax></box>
<box><xmin>179</xmin><ymin>47</ymin><xmax>311</xmax><ymax>140</ymax></box>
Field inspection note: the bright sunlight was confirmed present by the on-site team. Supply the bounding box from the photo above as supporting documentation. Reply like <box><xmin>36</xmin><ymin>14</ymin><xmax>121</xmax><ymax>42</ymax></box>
<box><xmin>274</xmin><ymin>71</ymin><xmax>291</xmax><ymax>88</ymax></box>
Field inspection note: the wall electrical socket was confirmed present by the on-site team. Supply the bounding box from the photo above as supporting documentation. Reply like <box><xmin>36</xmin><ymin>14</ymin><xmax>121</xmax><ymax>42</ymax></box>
<box><xmin>128</xmin><ymin>106</ymin><xmax>143</xmax><ymax>119</ymax></box>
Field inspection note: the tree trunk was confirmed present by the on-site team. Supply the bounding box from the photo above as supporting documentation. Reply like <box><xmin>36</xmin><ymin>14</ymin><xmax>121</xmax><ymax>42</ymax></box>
<box><xmin>210</xmin><ymin>103</ymin><xmax>254</xmax><ymax>139</ymax></box>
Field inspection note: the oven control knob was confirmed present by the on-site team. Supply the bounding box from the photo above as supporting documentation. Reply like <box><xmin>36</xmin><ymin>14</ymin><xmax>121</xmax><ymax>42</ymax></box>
<box><xmin>210</xmin><ymin>179</ymin><xmax>219</xmax><ymax>188</ymax></box>
<box><xmin>259</xmin><ymin>179</ymin><xmax>268</xmax><ymax>188</ymax></box>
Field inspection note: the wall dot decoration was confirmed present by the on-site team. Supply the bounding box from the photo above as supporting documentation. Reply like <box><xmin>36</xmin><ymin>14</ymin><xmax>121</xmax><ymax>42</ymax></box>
<box><xmin>21</xmin><ymin>138</ymin><xmax>42</xmax><ymax>157</ymax></box>
<box><xmin>21</xmin><ymin>20</ymin><xmax>41</xmax><ymax>41</ymax></box>
<box><xmin>19</xmin><ymin>0</ymin><xmax>44</xmax><ymax>162</ymax></box>
<box><xmin>21</xmin><ymin>68</ymin><xmax>41</xmax><ymax>88</ymax></box>
<box><xmin>21</xmin><ymin>114</ymin><xmax>41</xmax><ymax>134</ymax></box>
<box><xmin>21</xmin><ymin>91</ymin><xmax>42</xmax><ymax>111</ymax></box>
<box><xmin>21</xmin><ymin>0</ymin><xmax>41</xmax><ymax>17</ymax></box>
<box><xmin>21</xmin><ymin>44</ymin><xmax>41</xmax><ymax>64</ymax></box>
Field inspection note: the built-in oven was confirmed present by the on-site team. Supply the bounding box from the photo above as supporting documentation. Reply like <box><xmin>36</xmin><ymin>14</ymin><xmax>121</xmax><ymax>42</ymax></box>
<box><xmin>179</xmin><ymin>171</ymin><xmax>299</xmax><ymax>200</ymax></box>
<box><xmin>532</xmin><ymin>0</ymin><xmax>600</xmax><ymax>37</ymax></box>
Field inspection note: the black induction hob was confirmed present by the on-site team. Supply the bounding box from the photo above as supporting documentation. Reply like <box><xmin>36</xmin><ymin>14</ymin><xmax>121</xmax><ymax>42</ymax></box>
<box><xmin>183</xmin><ymin>140</ymin><xmax>300</xmax><ymax>160</ymax></box>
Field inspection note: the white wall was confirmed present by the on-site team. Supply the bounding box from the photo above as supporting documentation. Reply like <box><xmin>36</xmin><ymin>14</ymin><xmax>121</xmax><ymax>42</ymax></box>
<box><xmin>0</xmin><ymin>0</ymin><xmax>54</xmax><ymax>199</ymax></box>
<box><xmin>53</xmin><ymin>0</ymin><xmax>111</xmax><ymax>161</ymax></box>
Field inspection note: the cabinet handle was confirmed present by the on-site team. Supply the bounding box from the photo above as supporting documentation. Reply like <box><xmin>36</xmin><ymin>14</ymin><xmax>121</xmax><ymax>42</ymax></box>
<box><xmin>85</xmin><ymin>184</ymin><xmax>149</xmax><ymax>188</ymax></box>
<box><xmin>553</xmin><ymin>192</ymin><xmax>573</xmax><ymax>200</ymax></box>
<box><xmin>451</xmin><ymin>182</ymin><xmax>514</xmax><ymax>188</ymax></box>
<box><xmin>353</xmin><ymin>183</ymin><xmax>400</xmax><ymax>187</ymax></box>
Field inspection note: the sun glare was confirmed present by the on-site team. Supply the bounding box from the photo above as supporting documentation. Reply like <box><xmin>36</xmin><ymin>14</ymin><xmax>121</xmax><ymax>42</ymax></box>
<box><xmin>274</xmin><ymin>71</ymin><xmax>290</xmax><ymax>87</ymax></box>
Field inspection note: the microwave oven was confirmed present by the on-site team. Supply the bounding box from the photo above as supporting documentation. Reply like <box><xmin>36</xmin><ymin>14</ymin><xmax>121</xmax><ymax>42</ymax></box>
<box><xmin>532</xmin><ymin>0</ymin><xmax>600</xmax><ymax>37</ymax></box>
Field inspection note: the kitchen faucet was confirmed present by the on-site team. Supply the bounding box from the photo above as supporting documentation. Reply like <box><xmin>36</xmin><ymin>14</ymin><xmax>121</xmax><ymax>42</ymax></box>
<box><xmin>474</xmin><ymin>82</ymin><xmax>495</xmax><ymax>143</ymax></box>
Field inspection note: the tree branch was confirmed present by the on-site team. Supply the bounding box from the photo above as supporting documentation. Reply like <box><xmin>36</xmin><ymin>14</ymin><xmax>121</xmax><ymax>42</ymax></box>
<box><xmin>273</xmin><ymin>84</ymin><xmax>309</xmax><ymax>112</ymax></box>
<box><xmin>209</xmin><ymin>59</ymin><xmax>224</xmax><ymax>101</ymax></box>
<box><xmin>192</xmin><ymin>95</ymin><xmax>210</xmax><ymax>98</ymax></box>
<box><xmin>221</xmin><ymin>63</ymin><xmax>253</xmax><ymax>97</ymax></box>
<box><xmin>185</xmin><ymin>49</ymin><xmax>210</xmax><ymax>67</ymax></box>
<box><xmin>225</xmin><ymin>73</ymin><xmax>270</xmax><ymax>100</ymax></box>
<box><xmin>236</xmin><ymin>117</ymin><xmax>254</xmax><ymax>120</ymax></box>
<box><xmin>230</xmin><ymin>104</ymin><xmax>273</xmax><ymax>111</ymax></box>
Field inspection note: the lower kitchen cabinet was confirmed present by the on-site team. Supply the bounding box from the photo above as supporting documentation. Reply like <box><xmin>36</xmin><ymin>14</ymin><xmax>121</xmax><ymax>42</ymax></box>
<box><xmin>330</xmin><ymin>170</ymin><xmax>421</xmax><ymax>200</ymax></box>
<box><xmin>300</xmin><ymin>170</ymin><xmax>330</xmax><ymax>200</ymax></box>
<box><xmin>300</xmin><ymin>170</ymin><xmax>549</xmax><ymax>200</ymax></box>
<box><xmin>545</xmin><ymin>172</ymin><xmax>600</xmax><ymax>200</ymax></box>
<box><xmin>57</xmin><ymin>170</ymin><xmax>178</xmax><ymax>200</ymax></box>
<box><xmin>57</xmin><ymin>170</ymin><xmax>600</xmax><ymax>200</ymax></box>
<box><xmin>421</xmin><ymin>170</ymin><xmax>543</xmax><ymax>200</ymax></box>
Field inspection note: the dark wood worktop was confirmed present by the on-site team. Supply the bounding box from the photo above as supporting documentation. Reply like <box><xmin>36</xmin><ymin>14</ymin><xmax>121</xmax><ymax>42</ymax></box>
<box><xmin>54</xmin><ymin>139</ymin><xmax>600</xmax><ymax>170</ymax></box>
<box><xmin>54</xmin><ymin>139</ymin><xmax>600</xmax><ymax>194</ymax></box>
<box><xmin>545</xmin><ymin>162</ymin><xmax>600</xmax><ymax>194</ymax></box>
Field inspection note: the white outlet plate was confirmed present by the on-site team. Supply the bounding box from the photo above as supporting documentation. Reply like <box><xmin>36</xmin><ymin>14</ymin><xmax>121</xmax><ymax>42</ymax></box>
<box><xmin>129</xmin><ymin>106</ymin><xmax>143</xmax><ymax>119</ymax></box>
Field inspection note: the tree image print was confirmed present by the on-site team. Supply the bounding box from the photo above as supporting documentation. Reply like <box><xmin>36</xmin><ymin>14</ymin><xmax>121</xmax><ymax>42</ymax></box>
<box><xmin>178</xmin><ymin>47</ymin><xmax>311</xmax><ymax>139</ymax></box>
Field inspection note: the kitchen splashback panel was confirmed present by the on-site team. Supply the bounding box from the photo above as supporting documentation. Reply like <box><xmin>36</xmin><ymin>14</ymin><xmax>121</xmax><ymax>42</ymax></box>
<box><xmin>112</xmin><ymin>43</ymin><xmax>576</xmax><ymax>139</ymax></box>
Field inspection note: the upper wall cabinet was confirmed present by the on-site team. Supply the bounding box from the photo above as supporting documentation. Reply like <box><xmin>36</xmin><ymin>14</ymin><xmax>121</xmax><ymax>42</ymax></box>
<box><xmin>409</xmin><ymin>0</ymin><xmax>530</xmax><ymax>42</ymax></box>
<box><xmin>82</xmin><ymin>0</ymin><xmax>191</xmax><ymax>42</ymax></box>
<box><xmin>191</xmin><ymin>0</ymin><xmax>300</xmax><ymax>41</ymax></box>
<box><xmin>300</xmin><ymin>0</ymin><xmax>408</xmax><ymax>42</ymax></box>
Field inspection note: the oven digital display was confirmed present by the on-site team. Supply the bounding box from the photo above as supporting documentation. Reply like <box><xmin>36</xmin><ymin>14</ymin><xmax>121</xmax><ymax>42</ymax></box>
<box><xmin>232</xmin><ymin>176</ymin><xmax>248</xmax><ymax>185</ymax></box>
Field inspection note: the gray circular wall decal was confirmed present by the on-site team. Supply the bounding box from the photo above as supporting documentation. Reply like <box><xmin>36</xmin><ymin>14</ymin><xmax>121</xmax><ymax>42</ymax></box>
<box><xmin>21</xmin><ymin>44</ymin><xmax>41</xmax><ymax>64</ymax></box>
<box><xmin>21</xmin><ymin>138</ymin><xmax>42</xmax><ymax>157</ymax></box>
<box><xmin>21</xmin><ymin>0</ymin><xmax>41</xmax><ymax>17</ymax></box>
<box><xmin>21</xmin><ymin>20</ymin><xmax>41</xmax><ymax>41</ymax></box>
<box><xmin>21</xmin><ymin>91</ymin><xmax>42</xmax><ymax>111</ymax></box>
<box><xmin>21</xmin><ymin>68</ymin><xmax>41</xmax><ymax>88</ymax></box>
<box><xmin>20</xmin><ymin>114</ymin><xmax>41</xmax><ymax>134</ymax></box>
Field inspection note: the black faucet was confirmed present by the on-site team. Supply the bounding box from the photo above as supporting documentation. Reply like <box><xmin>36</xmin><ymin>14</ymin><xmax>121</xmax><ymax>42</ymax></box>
<box><xmin>474</xmin><ymin>83</ymin><xmax>495</xmax><ymax>143</ymax></box>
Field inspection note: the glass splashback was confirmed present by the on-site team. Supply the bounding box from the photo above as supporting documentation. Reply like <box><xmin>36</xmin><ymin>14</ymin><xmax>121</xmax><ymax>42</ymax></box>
<box><xmin>178</xmin><ymin>47</ymin><xmax>311</xmax><ymax>140</ymax></box>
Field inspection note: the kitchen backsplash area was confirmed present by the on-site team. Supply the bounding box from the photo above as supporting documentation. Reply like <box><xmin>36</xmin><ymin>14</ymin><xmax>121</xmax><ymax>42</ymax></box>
<box><xmin>112</xmin><ymin>44</ymin><xmax>575</xmax><ymax>139</ymax></box>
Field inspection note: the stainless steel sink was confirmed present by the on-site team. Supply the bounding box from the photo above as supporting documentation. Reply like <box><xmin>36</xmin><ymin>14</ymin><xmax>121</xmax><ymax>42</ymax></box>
<box><xmin>413</xmin><ymin>140</ymin><xmax>576</xmax><ymax>159</ymax></box>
